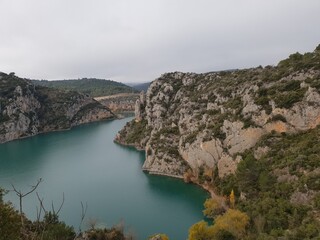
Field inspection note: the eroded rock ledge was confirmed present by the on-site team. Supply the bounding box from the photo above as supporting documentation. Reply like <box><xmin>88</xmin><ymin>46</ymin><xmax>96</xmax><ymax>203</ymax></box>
<box><xmin>115</xmin><ymin>47</ymin><xmax>320</xmax><ymax>183</ymax></box>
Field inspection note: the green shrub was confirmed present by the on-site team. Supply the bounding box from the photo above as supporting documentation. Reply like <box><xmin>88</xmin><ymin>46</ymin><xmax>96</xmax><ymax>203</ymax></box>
<box><xmin>274</xmin><ymin>88</ymin><xmax>306</xmax><ymax>108</ymax></box>
<box><xmin>270</xmin><ymin>114</ymin><xmax>287</xmax><ymax>122</ymax></box>
<box><xmin>125</xmin><ymin>120</ymin><xmax>148</xmax><ymax>144</ymax></box>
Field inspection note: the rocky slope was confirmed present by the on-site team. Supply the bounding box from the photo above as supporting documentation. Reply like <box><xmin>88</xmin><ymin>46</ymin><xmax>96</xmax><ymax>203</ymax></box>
<box><xmin>116</xmin><ymin>45</ymin><xmax>320</xmax><ymax>179</ymax></box>
<box><xmin>0</xmin><ymin>72</ymin><xmax>115</xmax><ymax>143</ymax></box>
<box><xmin>95</xmin><ymin>93</ymin><xmax>139</xmax><ymax>113</ymax></box>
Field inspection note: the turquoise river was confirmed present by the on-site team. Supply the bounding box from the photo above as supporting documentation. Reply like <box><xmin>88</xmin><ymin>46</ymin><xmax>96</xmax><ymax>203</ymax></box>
<box><xmin>0</xmin><ymin>117</ymin><xmax>208</xmax><ymax>239</ymax></box>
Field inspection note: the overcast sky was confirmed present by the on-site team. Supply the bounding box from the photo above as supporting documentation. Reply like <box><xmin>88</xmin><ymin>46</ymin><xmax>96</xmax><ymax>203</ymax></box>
<box><xmin>0</xmin><ymin>0</ymin><xmax>319</xmax><ymax>83</ymax></box>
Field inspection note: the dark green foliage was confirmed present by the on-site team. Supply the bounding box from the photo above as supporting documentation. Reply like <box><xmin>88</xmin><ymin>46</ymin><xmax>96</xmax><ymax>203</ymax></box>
<box><xmin>0</xmin><ymin>113</ymin><xmax>10</xmax><ymax>123</ymax></box>
<box><xmin>214</xmin><ymin>229</ymin><xmax>236</xmax><ymax>240</ymax></box>
<box><xmin>216</xmin><ymin>174</ymin><xmax>238</xmax><ymax>196</ymax></box>
<box><xmin>242</xmin><ymin>116</ymin><xmax>258</xmax><ymax>129</ymax></box>
<box><xmin>314</xmin><ymin>194</ymin><xmax>320</xmax><ymax>209</ymax></box>
<box><xmin>157</xmin><ymin>126</ymin><xmax>179</xmax><ymax>136</ymax></box>
<box><xmin>269</xmin><ymin>114</ymin><xmax>287</xmax><ymax>123</ymax></box>
<box><xmin>255</xmin><ymin>80</ymin><xmax>307</xmax><ymax>110</ymax></box>
<box><xmin>32</xmin><ymin>78</ymin><xmax>137</xmax><ymax>97</ymax></box>
<box><xmin>278</xmin><ymin>49</ymin><xmax>320</xmax><ymax>71</ymax></box>
<box><xmin>254</xmin><ymin>96</ymin><xmax>272</xmax><ymax>114</ymax></box>
<box><xmin>212</xmin><ymin>126</ymin><xmax>226</xmax><ymax>141</ymax></box>
<box><xmin>213</xmin><ymin>126</ymin><xmax>320</xmax><ymax>239</ymax></box>
<box><xmin>86</xmin><ymin>227</ymin><xmax>126</xmax><ymax>240</ymax></box>
<box><xmin>0</xmin><ymin>188</ymin><xmax>21</xmax><ymax>240</ymax></box>
<box><xmin>206</xmin><ymin>109</ymin><xmax>220</xmax><ymax>116</ymax></box>
<box><xmin>184</xmin><ymin>131</ymin><xmax>198</xmax><ymax>145</ymax></box>
<box><xmin>305</xmin><ymin>77</ymin><xmax>320</xmax><ymax>91</ymax></box>
<box><xmin>0</xmin><ymin>202</ymin><xmax>21</xmax><ymax>240</ymax></box>
<box><xmin>124</xmin><ymin>120</ymin><xmax>148</xmax><ymax>144</ymax></box>
<box><xmin>40</xmin><ymin>212</ymin><xmax>75</xmax><ymax>240</ymax></box>
<box><xmin>274</xmin><ymin>88</ymin><xmax>306</xmax><ymax>108</ymax></box>
<box><xmin>0</xmin><ymin>72</ymin><xmax>28</xmax><ymax>99</ymax></box>
<box><xmin>224</xmin><ymin>96</ymin><xmax>242</xmax><ymax>109</ymax></box>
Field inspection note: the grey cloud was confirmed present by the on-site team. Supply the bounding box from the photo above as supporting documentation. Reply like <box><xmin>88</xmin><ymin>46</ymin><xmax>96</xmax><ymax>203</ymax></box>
<box><xmin>0</xmin><ymin>0</ymin><xmax>319</xmax><ymax>83</ymax></box>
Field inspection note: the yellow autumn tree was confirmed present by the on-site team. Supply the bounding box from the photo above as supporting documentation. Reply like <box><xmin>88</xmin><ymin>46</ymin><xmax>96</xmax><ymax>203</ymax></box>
<box><xmin>230</xmin><ymin>189</ymin><xmax>235</xmax><ymax>208</ymax></box>
<box><xmin>211</xmin><ymin>209</ymin><xmax>249</xmax><ymax>239</ymax></box>
<box><xmin>203</xmin><ymin>198</ymin><xmax>225</xmax><ymax>219</ymax></box>
<box><xmin>188</xmin><ymin>221</ymin><xmax>214</xmax><ymax>240</ymax></box>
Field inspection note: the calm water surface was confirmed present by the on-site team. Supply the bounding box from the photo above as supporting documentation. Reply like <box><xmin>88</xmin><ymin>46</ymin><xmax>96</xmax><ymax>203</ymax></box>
<box><xmin>0</xmin><ymin>118</ymin><xmax>208</xmax><ymax>239</ymax></box>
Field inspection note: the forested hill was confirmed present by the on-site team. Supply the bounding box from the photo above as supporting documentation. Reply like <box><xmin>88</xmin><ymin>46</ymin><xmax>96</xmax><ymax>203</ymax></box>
<box><xmin>31</xmin><ymin>78</ymin><xmax>138</xmax><ymax>97</ymax></box>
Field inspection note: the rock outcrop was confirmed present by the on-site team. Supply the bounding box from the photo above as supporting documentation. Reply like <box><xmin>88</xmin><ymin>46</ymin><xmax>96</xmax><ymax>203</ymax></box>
<box><xmin>0</xmin><ymin>72</ymin><xmax>115</xmax><ymax>143</ymax></box>
<box><xmin>95</xmin><ymin>93</ymin><xmax>139</xmax><ymax>113</ymax></box>
<box><xmin>115</xmin><ymin>46</ymin><xmax>320</xmax><ymax>181</ymax></box>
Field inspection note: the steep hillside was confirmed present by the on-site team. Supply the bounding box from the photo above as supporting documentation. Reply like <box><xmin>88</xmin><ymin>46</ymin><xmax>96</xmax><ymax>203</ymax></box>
<box><xmin>32</xmin><ymin>78</ymin><xmax>138</xmax><ymax>97</ymax></box>
<box><xmin>0</xmin><ymin>73</ymin><xmax>115</xmax><ymax>143</ymax></box>
<box><xmin>116</xmin><ymin>46</ymin><xmax>320</xmax><ymax>238</ymax></box>
<box><xmin>117</xmin><ymin>46</ymin><xmax>320</xmax><ymax>178</ymax></box>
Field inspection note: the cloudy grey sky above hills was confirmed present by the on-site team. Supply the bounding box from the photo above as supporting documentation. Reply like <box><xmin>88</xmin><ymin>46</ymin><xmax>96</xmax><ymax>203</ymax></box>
<box><xmin>0</xmin><ymin>0</ymin><xmax>319</xmax><ymax>83</ymax></box>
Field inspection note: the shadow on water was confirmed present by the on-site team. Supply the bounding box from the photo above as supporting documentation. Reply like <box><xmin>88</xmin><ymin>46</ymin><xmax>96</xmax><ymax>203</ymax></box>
<box><xmin>146</xmin><ymin>174</ymin><xmax>209</xmax><ymax>210</ymax></box>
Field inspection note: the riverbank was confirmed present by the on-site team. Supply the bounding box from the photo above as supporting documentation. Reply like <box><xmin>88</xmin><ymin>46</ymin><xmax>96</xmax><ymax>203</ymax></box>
<box><xmin>114</xmin><ymin>134</ymin><xmax>224</xmax><ymax>204</ymax></box>
<box><xmin>0</xmin><ymin>115</ymin><xmax>116</xmax><ymax>144</ymax></box>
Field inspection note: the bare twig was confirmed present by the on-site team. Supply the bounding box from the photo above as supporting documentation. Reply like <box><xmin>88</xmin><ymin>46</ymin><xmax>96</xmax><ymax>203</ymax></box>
<box><xmin>51</xmin><ymin>192</ymin><xmax>65</xmax><ymax>216</ymax></box>
<box><xmin>78</xmin><ymin>201</ymin><xmax>88</xmax><ymax>234</ymax></box>
<box><xmin>36</xmin><ymin>192</ymin><xmax>47</xmax><ymax>215</ymax></box>
<box><xmin>11</xmin><ymin>178</ymin><xmax>42</xmax><ymax>226</ymax></box>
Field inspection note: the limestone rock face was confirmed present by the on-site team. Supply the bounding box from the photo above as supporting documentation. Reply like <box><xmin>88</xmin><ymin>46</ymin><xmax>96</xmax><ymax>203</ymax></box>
<box><xmin>116</xmin><ymin>48</ymin><xmax>320</xmax><ymax>179</ymax></box>
<box><xmin>135</xmin><ymin>91</ymin><xmax>146</xmax><ymax>122</ymax></box>
<box><xmin>95</xmin><ymin>93</ymin><xmax>139</xmax><ymax>113</ymax></box>
<box><xmin>0</xmin><ymin>72</ymin><xmax>115</xmax><ymax>143</ymax></box>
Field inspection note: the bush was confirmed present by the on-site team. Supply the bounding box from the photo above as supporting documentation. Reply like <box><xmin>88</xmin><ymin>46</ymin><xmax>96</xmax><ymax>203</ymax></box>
<box><xmin>274</xmin><ymin>88</ymin><xmax>306</xmax><ymax>108</ymax></box>
<box><xmin>270</xmin><ymin>114</ymin><xmax>287</xmax><ymax>123</ymax></box>
<box><xmin>0</xmin><ymin>202</ymin><xmax>21</xmax><ymax>240</ymax></box>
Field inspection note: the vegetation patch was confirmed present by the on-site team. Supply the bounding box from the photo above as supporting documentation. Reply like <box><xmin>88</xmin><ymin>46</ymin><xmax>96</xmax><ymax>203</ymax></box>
<box><xmin>209</xmin><ymin>126</ymin><xmax>320</xmax><ymax>239</ymax></box>
<box><xmin>32</xmin><ymin>78</ymin><xmax>138</xmax><ymax>97</ymax></box>
<box><xmin>124</xmin><ymin>120</ymin><xmax>149</xmax><ymax>144</ymax></box>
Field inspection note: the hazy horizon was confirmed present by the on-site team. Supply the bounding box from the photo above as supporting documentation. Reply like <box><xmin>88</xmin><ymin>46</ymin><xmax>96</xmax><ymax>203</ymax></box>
<box><xmin>1</xmin><ymin>0</ymin><xmax>319</xmax><ymax>83</ymax></box>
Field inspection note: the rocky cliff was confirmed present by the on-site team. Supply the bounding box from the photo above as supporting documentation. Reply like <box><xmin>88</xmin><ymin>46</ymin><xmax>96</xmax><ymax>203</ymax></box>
<box><xmin>116</xmin><ymin>45</ymin><xmax>320</xmax><ymax>180</ymax></box>
<box><xmin>0</xmin><ymin>72</ymin><xmax>115</xmax><ymax>143</ymax></box>
<box><xmin>95</xmin><ymin>93</ymin><xmax>139</xmax><ymax>113</ymax></box>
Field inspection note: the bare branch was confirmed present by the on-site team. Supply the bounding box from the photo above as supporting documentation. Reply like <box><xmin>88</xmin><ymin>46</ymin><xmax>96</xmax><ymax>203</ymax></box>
<box><xmin>78</xmin><ymin>201</ymin><xmax>88</xmax><ymax>233</ymax></box>
<box><xmin>10</xmin><ymin>178</ymin><xmax>42</xmax><ymax>228</ymax></box>
<box><xmin>36</xmin><ymin>192</ymin><xmax>47</xmax><ymax>214</ymax></box>
<box><xmin>56</xmin><ymin>192</ymin><xmax>65</xmax><ymax>215</ymax></box>
<box><xmin>21</xmin><ymin>178</ymin><xmax>42</xmax><ymax>197</ymax></box>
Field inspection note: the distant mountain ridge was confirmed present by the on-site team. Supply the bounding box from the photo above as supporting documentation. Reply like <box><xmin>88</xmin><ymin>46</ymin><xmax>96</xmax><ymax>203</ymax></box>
<box><xmin>31</xmin><ymin>78</ymin><xmax>138</xmax><ymax>97</ymax></box>
<box><xmin>129</xmin><ymin>82</ymin><xmax>151</xmax><ymax>92</ymax></box>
